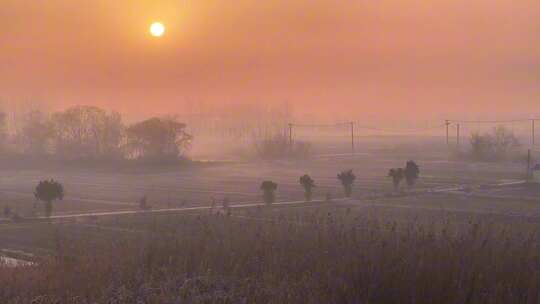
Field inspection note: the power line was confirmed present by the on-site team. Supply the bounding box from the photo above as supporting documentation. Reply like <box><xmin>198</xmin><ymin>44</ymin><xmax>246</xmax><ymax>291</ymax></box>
<box><xmin>448</xmin><ymin>118</ymin><xmax>539</xmax><ymax>124</ymax></box>
<box><xmin>291</xmin><ymin>122</ymin><xmax>446</xmax><ymax>133</ymax></box>
<box><xmin>353</xmin><ymin>123</ymin><xmax>447</xmax><ymax>133</ymax></box>
<box><xmin>290</xmin><ymin>122</ymin><xmax>350</xmax><ymax>128</ymax></box>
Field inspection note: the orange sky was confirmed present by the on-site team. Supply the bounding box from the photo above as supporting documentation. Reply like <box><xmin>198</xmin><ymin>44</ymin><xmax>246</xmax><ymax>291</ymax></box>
<box><xmin>1</xmin><ymin>0</ymin><xmax>539</xmax><ymax>120</ymax></box>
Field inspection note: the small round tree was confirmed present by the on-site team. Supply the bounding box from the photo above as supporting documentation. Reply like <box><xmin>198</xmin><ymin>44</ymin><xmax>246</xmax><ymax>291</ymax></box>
<box><xmin>404</xmin><ymin>161</ymin><xmax>420</xmax><ymax>188</ymax></box>
<box><xmin>260</xmin><ymin>181</ymin><xmax>278</xmax><ymax>205</ymax></box>
<box><xmin>388</xmin><ymin>168</ymin><xmax>404</xmax><ymax>191</ymax></box>
<box><xmin>34</xmin><ymin>179</ymin><xmax>64</xmax><ymax>217</ymax></box>
<box><xmin>299</xmin><ymin>174</ymin><xmax>316</xmax><ymax>202</ymax></box>
<box><xmin>337</xmin><ymin>170</ymin><xmax>356</xmax><ymax>198</ymax></box>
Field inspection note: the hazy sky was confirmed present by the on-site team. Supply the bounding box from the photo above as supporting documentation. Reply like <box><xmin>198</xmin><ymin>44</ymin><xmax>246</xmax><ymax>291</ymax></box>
<box><xmin>1</xmin><ymin>0</ymin><xmax>539</xmax><ymax>120</ymax></box>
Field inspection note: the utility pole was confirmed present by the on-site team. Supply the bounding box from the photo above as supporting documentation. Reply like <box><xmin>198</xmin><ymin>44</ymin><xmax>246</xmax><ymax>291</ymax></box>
<box><xmin>456</xmin><ymin>123</ymin><xmax>460</xmax><ymax>149</ymax></box>
<box><xmin>532</xmin><ymin>119</ymin><xmax>536</xmax><ymax>146</ymax></box>
<box><xmin>288</xmin><ymin>123</ymin><xmax>293</xmax><ymax>148</ymax></box>
<box><xmin>350</xmin><ymin>121</ymin><xmax>355</xmax><ymax>153</ymax></box>
<box><xmin>527</xmin><ymin>149</ymin><xmax>531</xmax><ymax>183</ymax></box>
<box><xmin>445</xmin><ymin>120</ymin><xmax>450</xmax><ymax>146</ymax></box>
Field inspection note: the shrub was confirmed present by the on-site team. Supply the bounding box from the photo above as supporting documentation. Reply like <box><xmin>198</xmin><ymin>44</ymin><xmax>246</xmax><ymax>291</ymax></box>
<box><xmin>260</xmin><ymin>181</ymin><xmax>278</xmax><ymax>205</ymax></box>
<box><xmin>299</xmin><ymin>174</ymin><xmax>316</xmax><ymax>201</ymax></box>
<box><xmin>469</xmin><ymin>126</ymin><xmax>520</xmax><ymax>161</ymax></box>
<box><xmin>404</xmin><ymin>161</ymin><xmax>420</xmax><ymax>188</ymax></box>
<box><xmin>337</xmin><ymin>170</ymin><xmax>356</xmax><ymax>197</ymax></box>
<box><xmin>253</xmin><ymin>133</ymin><xmax>311</xmax><ymax>159</ymax></box>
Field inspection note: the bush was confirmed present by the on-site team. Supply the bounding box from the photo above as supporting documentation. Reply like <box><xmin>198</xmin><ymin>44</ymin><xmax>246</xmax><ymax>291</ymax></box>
<box><xmin>337</xmin><ymin>169</ymin><xmax>356</xmax><ymax>197</ymax></box>
<box><xmin>260</xmin><ymin>181</ymin><xmax>278</xmax><ymax>204</ymax></box>
<box><xmin>467</xmin><ymin>126</ymin><xmax>520</xmax><ymax>161</ymax></box>
<box><xmin>254</xmin><ymin>133</ymin><xmax>311</xmax><ymax>159</ymax></box>
<box><xmin>299</xmin><ymin>174</ymin><xmax>316</xmax><ymax>201</ymax></box>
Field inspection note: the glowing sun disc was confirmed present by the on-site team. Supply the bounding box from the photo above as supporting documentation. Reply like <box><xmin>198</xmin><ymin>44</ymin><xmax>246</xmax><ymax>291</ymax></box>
<box><xmin>150</xmin><ymin>22</ymin><xmax>165</xmax><ymax>37</ymax></box>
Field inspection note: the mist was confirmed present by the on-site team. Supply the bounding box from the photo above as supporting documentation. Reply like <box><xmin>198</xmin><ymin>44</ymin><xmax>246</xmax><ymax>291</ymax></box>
<box><xmin>2</xmin><ymin>1</ymin><xmax>540</xmax><ymax>302</ymax></box>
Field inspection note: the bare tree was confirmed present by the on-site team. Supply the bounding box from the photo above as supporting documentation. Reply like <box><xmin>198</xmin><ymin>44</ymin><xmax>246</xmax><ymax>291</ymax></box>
<box><xmin>491</xmin><ymin>126</ymin><xmax>520</xmax><ymax>157</ymax></box>
<box><xmin>101</xmin><ymin>111</ymin><xmax>124</xmax><ymax>158</ymax></box>
<box><xmin>19</xmin><ymin>110</ymin><xmax>54</xmax><ymax>156</ymax></box>
<box><xmin>51</xmin><ymin>106</ymin><xmax>124</xmax><ymax>159</ymax></box>
<box><xmin>469</xmin><ymin>126</ymin><xmax>520</xmax><ymax>161</ymax></box>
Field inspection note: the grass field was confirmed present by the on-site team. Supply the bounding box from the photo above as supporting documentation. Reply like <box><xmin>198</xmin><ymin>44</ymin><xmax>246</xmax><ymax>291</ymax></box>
<box><xmin>0</xmin><ymin>142</ymin><xmax>538</xmax><ymax>303</ymax></box>
<box><xmin>1</xmin><ymin>202</ymin><xmax>540</xmax><ymax>303</ymax></box>
<box><xmin>0</xmin><ymin>147</ymin><xmax>527</xmax><ymax>217</ymax></box>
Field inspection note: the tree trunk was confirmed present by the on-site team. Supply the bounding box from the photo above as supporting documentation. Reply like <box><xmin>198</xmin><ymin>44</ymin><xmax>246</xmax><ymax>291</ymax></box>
<box><xmin>263</xmin><ymin>191</ymin><xmax>275</xmax><ymax>205</ymax></box>
<box><xmin>344</xmin><ymin>185</ymin><xmax>352</xmax><ymax>198</ymax></box>
<box><xmin>304</xmin><ymin>189</ymin><xmax>312</xmax><ymax>202</ymax></box>
<box><xmin>44</xmin><ymin>200</ymin><xmax>52</xmax><ymax>218</ymax></box>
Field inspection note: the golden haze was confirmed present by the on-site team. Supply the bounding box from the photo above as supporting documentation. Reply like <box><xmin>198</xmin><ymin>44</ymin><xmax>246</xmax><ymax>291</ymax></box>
<box><xmin>0</xmin><ymin>0</ymin><xmax>539</xmax><ymax>120</ymax></box>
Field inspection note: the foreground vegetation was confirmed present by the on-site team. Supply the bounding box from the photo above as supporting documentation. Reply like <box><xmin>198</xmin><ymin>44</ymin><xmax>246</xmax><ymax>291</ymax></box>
<box><xmin>1</xmin><ymin>206</ymin><xmax>539</xmax><ymax>303</ymax></box>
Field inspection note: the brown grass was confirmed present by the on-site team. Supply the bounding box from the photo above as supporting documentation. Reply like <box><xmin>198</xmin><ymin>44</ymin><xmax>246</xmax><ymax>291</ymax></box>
<box><xmin>1</xmin><ymin>207</ymin><xmax>539</xmax><ymax>303</ymax></box>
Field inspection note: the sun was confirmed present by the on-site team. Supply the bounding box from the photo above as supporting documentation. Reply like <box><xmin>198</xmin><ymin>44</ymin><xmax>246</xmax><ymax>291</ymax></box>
<box><xmin>149</xmin><ymin>22</ymin><xmax>165</xmax><ymax>37</ymax></box>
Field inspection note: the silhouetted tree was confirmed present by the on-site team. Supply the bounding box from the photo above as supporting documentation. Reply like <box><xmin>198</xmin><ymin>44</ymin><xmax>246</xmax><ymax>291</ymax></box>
<box><xmin>34</xmin><ymin>179</ymin><xmax>64</xmax><ymax>217</ymax></box>
<box><xmin>102</xmin><ymin>111</ymin><xmax>125</xmax><ymax>157</ymax></box>
<box><xmin>388</xmin><ymin>168</ymin><xmax>404</xmax><ymax>190</ymax></box>
<box><xmin>260</xmin><ymin>181</ymin><xmax>278</xmax><ymax>205</ymax></box>
<box><xmin>126</xmin><ymin>116</ymin><xmax>192</xmax><ymax>160</ymax></box>
<box><xmin>299</xmin><ymin>174</ymin><xmax>316</xmax><ymax>201</ymax></box>
<box><xmin>52</xmin><ymin>106</ymin><xmax>124</xmax><ymax>159</ymax></box>
<box><xmin>337</xmin><ymin>170</ymin><xmax>356</xmax><ymax>198</ymax></box>
<box><xmin>404</xmin><ymin>161</ymin><xmax>420</xmax><ymax>188</ymax></box>
<box><xmin>20</xmin><ymin>110</ymin><xmax>54</xmax><ymax>156</ymax></box>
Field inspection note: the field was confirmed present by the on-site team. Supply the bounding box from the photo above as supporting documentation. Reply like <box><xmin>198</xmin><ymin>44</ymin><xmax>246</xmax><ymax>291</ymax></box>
<box><xmin>0</xmin><ymin>138</ymin><xmax>529</xmax><ymax>218</ymax></box>
<box><xmin>1</xmin><ymin>137</ymin><xmax>539</xmax><ymax>303</ymax></box>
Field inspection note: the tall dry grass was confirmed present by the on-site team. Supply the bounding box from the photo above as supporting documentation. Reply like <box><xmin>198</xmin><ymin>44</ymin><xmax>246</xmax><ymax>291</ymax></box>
<box><xmin>1</xmin><ymin>209</ymin><xmax>539</xmax><ymax>303</ymax></box>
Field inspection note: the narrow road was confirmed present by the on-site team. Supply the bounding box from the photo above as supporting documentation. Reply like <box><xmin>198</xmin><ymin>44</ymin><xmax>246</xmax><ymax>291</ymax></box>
<box><xmin>30</xmin><ymin>198</ymin><xmax>348</xmax><ymax>221</ymax></box>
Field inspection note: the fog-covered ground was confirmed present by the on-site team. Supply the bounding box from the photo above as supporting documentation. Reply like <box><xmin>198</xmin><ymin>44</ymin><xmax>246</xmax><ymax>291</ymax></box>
<box><xmin>0</xmin><ymin>136</ymin><xmax>530</xmax><ymax>218</ymax></box>
<box><xmin>1</xmin><ymin>134</ymin><xmax>540</xmax><ymax>280</ymax></box>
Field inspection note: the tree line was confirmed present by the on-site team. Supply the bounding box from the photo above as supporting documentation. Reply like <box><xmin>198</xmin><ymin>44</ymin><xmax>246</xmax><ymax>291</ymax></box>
<box><xmin>260</xmin><ymin>161</ymin><xmax>420</xmax><ymax>206</ymax></box>
<box><xmin>0</xmin><ymin>105</ymin><xmax>192</xmax><ymax>161</ymax></box>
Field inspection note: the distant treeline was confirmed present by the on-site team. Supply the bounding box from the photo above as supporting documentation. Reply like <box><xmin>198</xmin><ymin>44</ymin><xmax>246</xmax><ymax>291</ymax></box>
<box><xmin>0</xmin><ymin>106</ymin><xmax>192</xmax><ymax>161</ymax></box>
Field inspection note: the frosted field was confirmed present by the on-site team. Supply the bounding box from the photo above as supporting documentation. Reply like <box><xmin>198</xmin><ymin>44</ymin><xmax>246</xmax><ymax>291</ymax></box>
<box><xmin>0</xmin><ymin>149</ymin><xmax>528</xmax><ymax>217</ymax></box>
